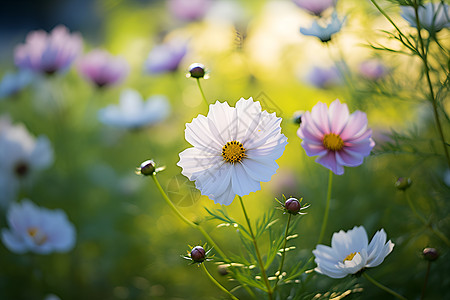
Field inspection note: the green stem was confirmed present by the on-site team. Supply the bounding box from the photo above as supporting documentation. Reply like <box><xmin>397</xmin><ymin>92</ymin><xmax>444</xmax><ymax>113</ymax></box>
<box><xmin>274</xmin><ymin>213</ymin><xmax>292</xmax><ymax>288</ymax></box>
<box><xmin>363</xmin><ymin>273</ymin><xmax>407</xmax><ymax>300</ymax></box>
<box><xmin>201</xmin><ymin>263</ymin><xmax>240</xmax><ymax>300</ymax></box>
<box><xmin>412</xmin><ymin>0</ymin><xmax>450</xmax><ymax>168</ymax></box>
<box><xmin>151</xmin><ymin>174</ymin><xmax>228</xmax><ymax>260</ymax></box>
<box><xmin>196</xmin><ymin>78</ymin><xmax>209</xmax><ymax>108</ymax></box>
<box><xmin>238</xmin><ymin>196</ymin><xmax>273</xmax><ymax>299</ymax></box>
<box><xmin>318</xmin><ymin>170</ymin><xmax>333</xmax><ymax>245</ymax></box>
<box><xmin>404</xmin><ymin>191</ymin><xmax>450</xmax><ymax>247</ymax></box>
<box><xmin>420</xmin><ymin>261</ymin><xmax>431</xmax><ymax>300</ymax></box>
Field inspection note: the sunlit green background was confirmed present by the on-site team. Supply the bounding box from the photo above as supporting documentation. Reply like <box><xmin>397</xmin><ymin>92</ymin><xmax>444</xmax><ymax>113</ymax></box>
<box><xmin>0</xmin><ymin>0</ymin><xmax>449</xmax><ymax>299</ymax></box>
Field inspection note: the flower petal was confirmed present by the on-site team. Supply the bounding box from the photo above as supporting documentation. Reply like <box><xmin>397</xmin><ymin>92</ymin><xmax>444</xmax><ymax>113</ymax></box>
<box><xmin>328</xmin><ymin>99</ymin><xmax>349</xmax><ymax>135</ymax></box>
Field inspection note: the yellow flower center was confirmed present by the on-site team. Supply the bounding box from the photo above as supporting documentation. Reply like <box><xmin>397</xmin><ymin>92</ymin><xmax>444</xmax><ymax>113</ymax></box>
<box><xmin>222</xmin><ymin>141</ymin><xmax>246</xmax><ymax>163</ymax></box>
<box><xmin>27</xmin><ymin>227</ymin><xmax>47</xmax><ymax>245</ymax></box>
<box><xmin>343</xmin><ymin>252</ymin><xmax>359</xmax><ymax>262</ymax></box>
<box><xmin>323</xmin><ymin>133</ymin><xmax>344</xmax><ymax>151</ymax></box>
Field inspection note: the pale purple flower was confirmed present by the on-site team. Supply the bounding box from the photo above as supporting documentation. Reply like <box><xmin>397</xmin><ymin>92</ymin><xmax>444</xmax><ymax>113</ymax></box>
<box><xmin>292</xmin><ymin>0</ymin><xmax>337</xmax><ymax>16</ymax></box>
<box><xmin>305</xmin><ymin>65</ymin><xmax>342</xmax><ymax>89</ymax></box>
<box><xmin>177</xmin><ymin>98</ymin><xmax>288</xmax><ymax>205</ymax></box>
<box><xmin>0</xmin><ymin>70</ymin><xmax>34</xmax><ymax>99</ymax></box>
<box><xmin>1</xmin><ymin>200</ymin><xmax>76</xmax><ymax>254</ymax></box>
<box><xmin>168</xmin><ymin>0</ymin><xmax>212</xmax><ymax>21</ymax></box>
<box><xmin>144</xmin><ymin>39</ymin><xmax>187</xmax><ymax>74</ymax></box>
<box><xmin>77</xmin><ymin>49</ymin><xmax>129</xmax><ymax>88</ymax></box>
<box><xmin>358</xmin><ymin>59</ymin><xmax>388</xmax><ymax>80</ymax></box>
<box><xmin>300</xmin><ymin>12</ymin><xmax>345</xmax><ymax>42</ymax></box>
<box><xmin>297</xmin><ymin>99</ymin><xmax>375</xmax><ymax>175</ymax></box>
<box><xmin>313</xmin><ymin>226</ymin><xmax>394</xmax><ymax>278</ymax></box>
<box><xmin>98</xmin><ymin>89</ymin><xmax>170</xmax><ymax>129</ymax></box>
<box><xmin>401</xmin><ymin>3</ymin><xmax>450</xmax><ymax>33</ymax></box>
<box><xmin>14</xmin><ymin>25</ymin><xmax>83</xmax><ymax>75</ymax></box>
<box><xmin>0</xmin><ymin>116</ymin><xmax>54</xmax><ymax>207</ymax></box>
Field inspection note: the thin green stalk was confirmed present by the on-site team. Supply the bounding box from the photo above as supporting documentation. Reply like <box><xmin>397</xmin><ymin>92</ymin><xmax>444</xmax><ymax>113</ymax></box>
<box><xmin>318</xmin><ymin>170</ymin><xmax>333</xmax><ymax>245</ymax></box>
<box><xmin>412</xmin><ymin>0</ymin><xmax>450</xmax><ymax>168</ymax></box>
<box><xmin>420</xmin><ymin>261</ymin><xmax>431</xmax><ymax>300</ymax></box>
<box><xmin>196</xmin><ymin>78</ymin><xmax>209</xmax><ymax>107</ymax></box>
<box><xmin>238</xmin><ymin>196</ymin><xmax>273</xmax><ymax>299</ymax></box>
<box><xmin>404</xmin><ymin>191</ymin><xmax>450</xmax><ymax>247</ymax></box>
<box><xmin>201</xmin><ymin>263</ymin><xmax>240</xmax><ymax>300</ymax></box>
<box><xmin>274</xmin><ymin>213</ymin><xmax>292</xmax><ymax>289</ymax></box>
<box><xmin>363</xmin><ymin>273</ymin><xmax>407</xmax><ymax>300</ymax></box>
<box><xmin>151</xmin><ymin>174</ymin><xmax>228</xmax><ymax>260</ymax></box>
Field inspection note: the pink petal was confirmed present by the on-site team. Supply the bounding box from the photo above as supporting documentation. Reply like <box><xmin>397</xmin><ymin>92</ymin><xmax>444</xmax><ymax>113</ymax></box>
<box><xmin>340</xmin><ymin>111</ymin><xmax>368</xmax><ymax>141</ymax></box>
<box><xmin>328</xmin><ymin>99</ymin><xmax>349</xmax><ymax>135</ymax></box>
<box><xmin>310</xmin><ymin>102</ymin><xmax>331</xmax><ymax>134</ymax></box>
<box><xmin>315</xmin><ymin>151</ymin><xmax>344</xmax><ymax>175</ymax></box>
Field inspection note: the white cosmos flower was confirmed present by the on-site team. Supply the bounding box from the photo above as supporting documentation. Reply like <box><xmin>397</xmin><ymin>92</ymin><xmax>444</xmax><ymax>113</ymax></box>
<box><xmin>313</xmin><ymin>226</ymin><xmax>394</xmax><ymax>278</ymax></box>
<box><xmin>98</xmin><ymin>89</ymin><xmax>170</xmax><ymax>129</ymax></box>
<box><xmin>401</xmin><ymin>3</ymin><xmax>450</xmax><ymax>33</ymax></box>
<box><xmin>0</xmin><ymin>116</ymin><xmax>54</xmax><ymax>207</ymax></box>
<box><xmin>1</xmin><ymin>200</ymin><xmax>76</xmax><ymax>254</ymax></box>
<box><xmin>177</xmin><ymin>97</ymin><xmax>288</xmax><ymax>205</ymax></box>
<box><xmin>300</xmin><ymin>11</ymin><xmax>345</xmax><ymax>42</ymax></box>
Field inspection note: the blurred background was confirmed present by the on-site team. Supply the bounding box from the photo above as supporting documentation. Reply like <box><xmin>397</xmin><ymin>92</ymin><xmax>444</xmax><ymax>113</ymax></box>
<box><xmin>0</xmin><ymin>0</ymin><xmax>449</xmax><ymax>299</ymax></box>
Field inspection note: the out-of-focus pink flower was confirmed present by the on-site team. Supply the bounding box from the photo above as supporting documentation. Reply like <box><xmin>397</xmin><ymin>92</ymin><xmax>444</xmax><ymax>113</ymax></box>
<box><xmin>359</xmin><ymin>59</ymin><xmax>388</xmax><ymax>80</ymax></box>
<box><xmin>1</xmin><ymin>200</ymin><xmax>76</xmax><ymax>254</ymax></box>
<box><xmin>144</xmin><ymin>39</ymin><xmax>187</xmax><ymax>74</ymax></box>
<box><xmin>292</xmin><ymin>0</ymin><xmax>337</xmax><ymax>16</ymax></box>
<box><xmin>297</xmin><ymin>99</ymin><xmax>375</xmax><ymax>175</ymax></box>
<box><xmin>168</xmin><ymin>0</ymin><xmax>212</xmax><ymax>22</ymax></box>
<box><xmin>305</xmin><ymin>65</ymin><xmax>342</xmax><ymax>89</ymax></box>
<box><xmin>14</xmin><ymin>25</ymin><xmax>83</xmax><ymax>75</ymax></box>
<box><xmin>78</xmin><ymin>49</ymin><xmax>129</xmax><ymax>88</ymax></box>
<box><xmin>401</xmin><ymin>3</ymin><xmax>450</xmax><ymax>33</ymax></box>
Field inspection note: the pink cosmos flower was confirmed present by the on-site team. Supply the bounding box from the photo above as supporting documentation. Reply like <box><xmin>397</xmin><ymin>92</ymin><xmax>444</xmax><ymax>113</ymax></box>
<box><xmin>297</xmin><ymin>99</ymin><xmax>375</xmax><ymax>175</ymax></box>
<box><xmin>358</xmin><ymin>59</ymin><xmax>388</xmax><ymax>80</ymax></box>
<box><xmin>168</xmin><ymin>0</ymin><xmax>212</xmax><ymax>21</ymax></box>
<box><xmin>292</xmin><ymin>0</ymin><xmax>337</xmax><ymax>16</ymax></box>
<box><xmin>14</xmin><ymin>25</ymin><xmax>83</xmax><ymax>75</ymax></box>
<box><xmin>144</xmin><ymin>39</ymin><xmax>188</xmax><ymax>74</ymax></box>
<box><xmin>77</xmin><ymin>49</ymin><xmax>129</xmax><ymax>88</ymax></box>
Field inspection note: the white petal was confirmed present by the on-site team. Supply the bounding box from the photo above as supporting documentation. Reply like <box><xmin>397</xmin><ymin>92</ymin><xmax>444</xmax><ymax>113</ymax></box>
<box><xmin>185</xmin><ymin>114</ymin><xmax>222</xmax><ymax>150</ymax></box>
<box><xmin>231</xmin><ymin>163</ymin><xmax>261</xmax><ymax>196</ymax></box>
<box><xmin>178</xmin><ymin>147</ymin><xmax>221</xmax><ymax>179</ymax></box>
<box><xmin>206</xmin><ymin>101</ymin><xmax>236</xmax><ymax>144</ymax></box>
<box><xmin>1</xmin><ymin>229</ymin><xmax>27</xmax><ymax>254</ymax></box>
<box><xmin>331</xmin><ymin>226</ymin><xmax>368</xmax><ymax>259</ymax></box>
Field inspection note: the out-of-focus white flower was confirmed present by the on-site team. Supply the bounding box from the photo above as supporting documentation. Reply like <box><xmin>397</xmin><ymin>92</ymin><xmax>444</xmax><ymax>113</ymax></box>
<box><xmin>0</xmin><ymin>117</ymin><xmax>54</xmax><ymax>207</ymax></box>
<box><xmin>0</xmin><ymin>70</ymin><xmax>34</xmax><ymax>99</ymax></box>
<box><xmin>401</xmin><ymin>3</ymin><xmax>450</xmax><ymax>33</ymax></box>
<box><xmin>14</xmin><ymin>25</ymin><xmax>83</xmax><ymax>75</ymax></box>
<box><xmin>1</xmin><ymin>200</ymin><xmax>76</xmax><ymax>254</ymax></box>
<box><xmin>144</xmin><ymin>39</ymin><xmax>188</xmax><ymax>74</ymax></box>
<box><xmin>177</xmin><ymin>98</ymin><xmax>288</xmax><ymax>205</ymax></box>
<box><xmin>98</xmin><ymin>89</ymin><xmax>170</xmax><ymax>129</ymax></box>
<box><xmin>77</xmin><ymin>49</ymin><xmax>129</xmax><ymax>88</ymax></box>
<box><xmin>168</xmin><ymin>0</ymin><xmax>212</xmax><ymax>22</ymax></box>
<box><xmin>300</xmin><ymin>12</ymin><xmax>345</xmax><ymax>42</ymax></box>
<box><xmin>313</xmin><ymin>226</ymin><xmax>394</xmax><ymax>278</ymax></box>
<box><xmin>44</xmin><ymin>294</ymin><xmax>61</xmax><ymax>300</ymax></box>
<box><xmin>292</xmin><ymin>0</ymin><xmax>337</xmax><ymax>16</ymax></box>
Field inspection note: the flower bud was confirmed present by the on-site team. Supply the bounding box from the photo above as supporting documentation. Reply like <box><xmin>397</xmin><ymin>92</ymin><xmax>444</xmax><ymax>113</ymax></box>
<box><xmin>188</xmin><ymin>63</ymin><xmax>206</xmax><ymax>79</ymax></box>
<box><xmin>395</xmin><ymin>177</ymin><xmax>412</xmax><ymax>190</ymax></box>
<box><xmin>285</xmin><ymin>198</ymin><xmax>301</xmax><ymax>214</ymax></box>
<box><xmin>422</xmin><ymin>247</ymin><xmax>439</xmax><ymax>261</ymax></box>
<box><xmin>190</xmin><ymin>246</ymin><xmax>206</xmax><ymax>263</ymax></box>
<box><xmin>138</xmin><ymin>160</ymin><xmax>156</xmax><ymax>176</ymax></box>
<box><xmin>217</xmin><ymin>264</ymin><xmax>229</xmax><ymax>276</ymax></box>
<box><xmin>292</xmin><ymin>111</ymin><xmax>303</xmax><ymax>125</ymax></box>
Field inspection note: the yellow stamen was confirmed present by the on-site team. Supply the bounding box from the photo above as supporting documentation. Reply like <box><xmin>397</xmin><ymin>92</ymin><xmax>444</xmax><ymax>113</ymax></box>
<box><xmin>27</xmin><ymin>227</ymin><xmax>47</xmax><ymax>245</ymax></box>
<box><xmin>343</xmin><ymin>252</ymin><xmax>359</xmax><ymax>262</ymax></box>
<box><xmin>323</xmin><ymin>133</ymin><xmax>344</xmax><ymax>151</ymax></box>
<box><xmin>222</xmin><ymin>141</ymin><xmax>246</xmax><ymax>163</ymax></box>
